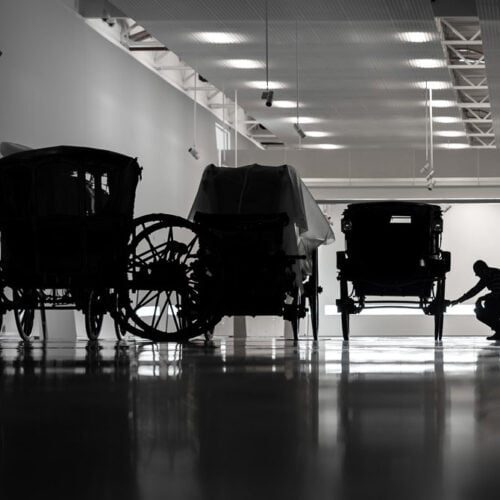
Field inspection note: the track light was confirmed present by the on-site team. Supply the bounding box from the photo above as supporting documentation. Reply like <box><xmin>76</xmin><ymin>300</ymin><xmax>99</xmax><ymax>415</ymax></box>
<box><xmin>261</xmin><ymin>90</ymin><xmax>274</xmax><ymax>107</ymax></box>
<box><xmin>420</xmin><ymin>161</ymin><xmax>430</xmax><ymax>173</ymax></box>
<box><xmin>188</xmin><ymin>146</ymin><xmax>199</xmax><ymax>160</ymax></box>
<box><xmin>427</xmin><ymin>179</ymin><xmax>436</xmax><ymax>191</ymax></box>
<box><xmin>425</xmin><ymin>170</ymin><xmax>435</xmax><ymax>181</ymax></box>
<box><xmin>294</xmin><ymin>123</ymin><xmax>306</xmax><ymax>139</ymax></box>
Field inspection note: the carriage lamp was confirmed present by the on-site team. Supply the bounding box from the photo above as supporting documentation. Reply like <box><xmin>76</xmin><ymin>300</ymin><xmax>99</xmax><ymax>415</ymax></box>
<box><xmin>432</xmin><ymin>221</ymin><xmax>443</xmax><ymax>232</ymax></box>
<box><xmin>261</xmin><ymin>90</ymin><xmax>274</xmax><ymax>107</ymax></box>
<box><xmin>341</xmin><ymin>219</ymin><xmax>352</xmax><ymax>232</ymax></box>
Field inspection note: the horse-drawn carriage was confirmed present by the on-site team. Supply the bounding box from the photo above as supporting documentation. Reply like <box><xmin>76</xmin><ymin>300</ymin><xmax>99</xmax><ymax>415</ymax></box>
<box><xmin>0</xmin><ymin>146</ymin><xmax>333</xmax><ymax>342</ymax></box>
<box><xmin>336</xmin><ymin>202</ymin><xmax>450</xmax><ymax>340</ymax></box>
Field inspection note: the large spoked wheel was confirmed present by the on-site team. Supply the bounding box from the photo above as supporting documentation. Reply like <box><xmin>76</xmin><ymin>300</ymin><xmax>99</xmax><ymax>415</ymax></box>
<box><xmin>115</xmin><ymin>214</ymin><xmax>222</xmax><ymax>342</ymax></box>
<box><xmin>14</xmin><ymin>289</ymin><xmax>37</xmax><ymax>341</ymax></box>
<box><xmin>84</xmin><ymin>290</ymin><xmax>105</xmax><ymax>341</ymax></box>
<box><xmin>434</xmin><ymin>278</ymin><xmax>446</xmax><ymax>341</ymax></box>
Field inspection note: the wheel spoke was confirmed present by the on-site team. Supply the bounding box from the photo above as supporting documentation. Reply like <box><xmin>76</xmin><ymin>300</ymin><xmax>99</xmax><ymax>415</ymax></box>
<box><xmin>181</xmin><ymin>235</ymin><xmax>199</xmax><ymax>264</ymax></box>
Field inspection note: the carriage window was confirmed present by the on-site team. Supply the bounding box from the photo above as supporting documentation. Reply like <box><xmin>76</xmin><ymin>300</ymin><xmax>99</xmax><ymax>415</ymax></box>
<box><xmin>390</xmin><ymin>216</ymin><xmax>412</xmax><ymax>224</ymax></box>
<box><xmin>84</xmin><ymin>172</ymin><xmax>110</xmax><ymax>214</ymax></box>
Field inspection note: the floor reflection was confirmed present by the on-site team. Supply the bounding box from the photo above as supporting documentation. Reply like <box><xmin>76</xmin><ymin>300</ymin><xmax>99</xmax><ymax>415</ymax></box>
<box><xmin>0</xmin><ymin>336</ymin><xmax>499</xmax><ymax>499</ymax></box>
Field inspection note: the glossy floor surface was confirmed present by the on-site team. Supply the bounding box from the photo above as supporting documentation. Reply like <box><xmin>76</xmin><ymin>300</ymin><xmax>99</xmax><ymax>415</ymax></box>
<box><xmin>1</xmin><ymin>336</ymin><xmax>500</xmax><ymax>500</ymax></box>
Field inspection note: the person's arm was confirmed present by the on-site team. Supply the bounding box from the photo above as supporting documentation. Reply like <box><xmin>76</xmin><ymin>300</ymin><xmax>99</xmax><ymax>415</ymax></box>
<box><xmin>451</xmin><ymin>280</ymin><xmax>486</xmax><ymax>305</ymax></box>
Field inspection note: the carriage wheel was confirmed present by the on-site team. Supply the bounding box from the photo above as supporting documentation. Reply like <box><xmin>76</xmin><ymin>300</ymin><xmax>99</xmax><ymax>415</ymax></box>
<box><xmin>339</xmin><ymin>278</ymin><xmax>350</xmax><ymax>341</ymax></box>
<box><xmin>84</xmin><ymin>290</ymin><xmax>105</xmax><ymax>341</ymax></box>
<box><xmin>341</xmin><ymin>310</ymin><xmax>350</xmax><ymax>341</ymax></box>
<box><xmin>116</xmin><ymin>214</ymin><xmax>221</xmax><ymax>342</ymax></box>
<box><xmin>112</xmin><ymin>292</ymin><xmax>128</xmax><ymax>341</ymax></box>
<box><xmin>308</xmin><ymin>249</ymin><xmax>320</xmax><ymax>340</ymax></box>
<box><xmin>434</xmin><ymin>278</ymin><xmax>446</xmax><ymax>341</ymax></box>
<box><xmin>14</xmin><ymin>289</ymin><xmax>36</xmax><ymax>342</ymax></box>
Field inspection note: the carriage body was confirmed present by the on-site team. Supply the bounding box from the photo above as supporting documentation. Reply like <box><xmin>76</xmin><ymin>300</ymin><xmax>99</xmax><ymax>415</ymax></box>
<box><xmin>188</xmin><ymin>164</ymin><xmax>334</xmax><ymax>339</ymax></box>
<box><xmin>337</xmin><ymin>202</ymin><xmax>450</xmax><ymax>340</ymax></box>
<box><xmin>0</xmin><ymin>146</ymin><xmax>140</xmax><ymax>289</ymax></box>
<box><xmin>0</xmin><ymin>146</ymin><xmax>141</xmax><ymax>339</ymax></box>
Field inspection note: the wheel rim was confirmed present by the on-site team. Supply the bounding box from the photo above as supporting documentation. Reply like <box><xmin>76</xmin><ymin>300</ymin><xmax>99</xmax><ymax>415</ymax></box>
<box><xmin>14</xmin><ymin>289</ymin><xmax>36</xmax><ymax>341</ymax></box>
<box><xmin>85</xmin><ymin>290</ymin><xmax>105</xmax><ymax>340</ymax></box>
<box><xmin>118</xmin><ymin>215</ymin><xmax>221</xmax><ymax>341</ymax></box>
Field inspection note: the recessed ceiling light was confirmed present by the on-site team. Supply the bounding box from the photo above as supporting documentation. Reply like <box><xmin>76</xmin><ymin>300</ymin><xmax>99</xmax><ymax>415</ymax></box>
<box><xmin>193</xmin><ymin>32</ymin><xmax>247</xmax><ymax>44</ymax></box>
<box><xmin>272</xmin><ymin>100</ymin><xmax>298</xmax><ymax>108</ymax></box>
<box><xmin>397</xmin><ymin>32</ymin><xmax>435</xmax><ymax>43</ymax></box>
<box><xmin>284</xmin><ymin>116</ymin><xmax>320</xmax><ymax>124</ymax></box>
<box><xmin>434</xmin><ymin>116</ymin><xmax>461</xmax><ymax>123</ymax></box>
<box><xmin>305</xmin><ymin>131</ymin><xmax>332</xmax><ymax>138</ymax></box>
<box><xmin>301</xmin><ymin>143</ymin><xmax>343</xmax><ymax>150</ymax></box>
<box><xmin>431</xmin><ymin>100</ymin><xmax>456</xmax><ymax>108</ymax></box>
<box><xmin>437</xmin><ymin>143</ymin><xmax>469</xmax><ymax>149</ymax></box>
<box><xmin>416</xmin><ymin>81</ymin><xmax>451</xmax><ymax>89</ymax></box>
<box><xmin>224</xmin><ymin>59</ymin><xmax>263</xmax><ymax>69</ymax></box>
<box><xmin>410</xmin><ymin>59</ymin><xmax>446</xmax><ymax>68</ymax></box>
<box><xmin>435</xmin><ymin>130</ymin><xmax>466</xmax><ymax>137</ymax></box>
<box><xmin>246</xmin><ymin>80</ymin><xmax>287</xmax><ymax>89</ymax></box>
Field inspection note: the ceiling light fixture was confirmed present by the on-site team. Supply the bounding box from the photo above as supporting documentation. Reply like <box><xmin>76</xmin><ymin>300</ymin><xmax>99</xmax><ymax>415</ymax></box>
<box><xmin>434</xmin><ymin>116</ymin><xmax>461</xmax><ymax>123</ymax></box>
<box><xmin>435</xmin><ymin>130</ymin><xmax>466</xmax><ymax>137</ymax></box>
<box><xmin>410</xmin><ymin>58</ymin><xmax>446</xmax><ymax>68</ymax></box>
<box><xmin>438</xmin><ymin>143</ymin><xmax>469</xmax><ymax>149</ymax></box>
<box><xmin>273</xmin><ymin>100</ymin><xmax>297</xmax><ymax>108</ymax></box>
<box><xmin>305</xmin><ymin>131</ymin><xmax>332</xmax><ymax>138</ymax></box>
<box><xmin>224</xmin><ymin>59</ymin><xmax>263</xmax><ymax>69</ymax></box>
<box><xmin>261</xmin><ymin>0</ymin><xmax>274</xmax><ymax>107</ymax></box>
<box><xmin>194</xmin><ymin>32</ymin><xmax>246</xmax><ymax>44</ymax></box>
<box><xmin>431</xmin><ymin>100</ymin><xmax>456</xmax><ymax>108</ymax></box>
<box><xmin>247</xmin><ymin>80</ymin><xmax>286</xmax><ymax>89</ymax></box>
<box><xmin>416</xmin><ymin>81</ymin><xmax>451</xmax><ymax>90</ymax></box>
<box><xmin>284</xmin><ymin>116</ymin><xmax>319</xmax><ymax>124</ymax></box>
<box><xmin>397</xmin><ymin>32</ymin><xmax>434</xmax><ymax>43</ymax></box>
<box><xmin>301</xmin><ymin>144</ymin><xmax>343</xmax><ymax>150</ymax></box>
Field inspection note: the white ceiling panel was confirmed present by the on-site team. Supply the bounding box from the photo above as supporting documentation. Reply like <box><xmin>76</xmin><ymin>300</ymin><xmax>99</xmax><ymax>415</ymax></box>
<box><xmin>107</xmin><ymin>0</ymin><xmax>470</xmax><ymax>148</ymax></box>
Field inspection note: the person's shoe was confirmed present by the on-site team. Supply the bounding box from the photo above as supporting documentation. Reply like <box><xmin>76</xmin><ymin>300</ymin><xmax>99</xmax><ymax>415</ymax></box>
<box><xmin>486</xmin><ymin>332</ymin><xmax>500</xmax><ymax>341</ymax></box>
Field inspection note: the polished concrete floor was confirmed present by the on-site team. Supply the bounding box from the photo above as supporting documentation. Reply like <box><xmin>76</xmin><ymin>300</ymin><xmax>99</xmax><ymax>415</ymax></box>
<box><xmin>0</xmin><ymin>335</ymin><xmax>500</xmax><ymax>500</ymax></box>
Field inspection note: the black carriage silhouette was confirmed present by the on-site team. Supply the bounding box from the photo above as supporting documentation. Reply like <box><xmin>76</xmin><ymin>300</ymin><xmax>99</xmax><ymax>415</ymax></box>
<box><xmin>0</xmin><ymin>147</ymin><xmax>332</xmax><ymax>342</ymax></box>
<box><xmin>336</xmin><ymin>202</ymin><xmax>451</xmax><ymax>341</ymax></box>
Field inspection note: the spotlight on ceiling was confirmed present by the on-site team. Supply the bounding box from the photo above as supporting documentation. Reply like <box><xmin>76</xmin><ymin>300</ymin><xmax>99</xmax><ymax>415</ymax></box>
<box><xmin>188</xmin><ymin>146</ymin><xmax>199</xmax><ymax>160</ymax></box>
<box><xmin>293</xmin><ymin>123</ymin><xmax>306</xmax><ymax>139</ymax></box>
<box><xmin>261</xmin><ymin>90</ymin><xmax>274</xmax><ymax>107</ymax></box>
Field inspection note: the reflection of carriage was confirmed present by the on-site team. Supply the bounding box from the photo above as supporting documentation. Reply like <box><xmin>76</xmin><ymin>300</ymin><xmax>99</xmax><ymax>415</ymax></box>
<box><xmin>0</xmin><ymin>147</ymin><xmax>333</xmax><ymax>342</ymax></box>
<box><xmin>336</xmin><ymin>202</ymin><xmax>450</xmax><ymax>341</ymax></box>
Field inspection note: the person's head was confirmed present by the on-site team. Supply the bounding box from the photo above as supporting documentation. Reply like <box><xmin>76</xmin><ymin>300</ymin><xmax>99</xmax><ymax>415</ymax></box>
<box><xmin>473</xmin><ymin>260</ymin><xmax>488</xmax><ymax>277</ymax></box>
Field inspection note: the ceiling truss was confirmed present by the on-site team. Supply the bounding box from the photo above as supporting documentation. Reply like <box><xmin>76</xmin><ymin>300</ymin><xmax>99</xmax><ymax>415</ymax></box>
<box><xmin>437</xmin><ymin>17</ymin><xmax>495</xmax><ymax>148</ymax></box>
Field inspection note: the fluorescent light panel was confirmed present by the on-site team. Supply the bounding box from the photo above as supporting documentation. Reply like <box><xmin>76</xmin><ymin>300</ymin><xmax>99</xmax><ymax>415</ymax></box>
<box><xmin>284</xmin><ymin>116</ymin><xmax>319</xmax><ymax>124</ymax></box>
<box><xmin>397</xmin><ymin>31</ymin><xmax>436</xmax><ymax>43</ymax></box>
<box><xmin>410</xmin><ymin>58</ymin><xmax>446</xmax><ymax>68</ymax></box>
<box><xmin>246</xmin><ymin>80</ymin><xmax>287</xmax><ymax>89</ymax></box>
<box><xmin>305</xmin><ymin>131</ymin><xmax>333</xmax><ymax>138</ymax></box>
<box><xmin>434</xmin><ymin>116</ymin><xmax>461</xmax><ymax>123</ymax></box>
<box><xmin>416</xmin><ymin>81</ymin><xmax>452</xmax><ymax>89</ymax></box>
<box><xmin>435</xmin><ymin>130</ymin><xmax>466</xmax><ymax>137</ymax></box>
<box><xmin>301</xmin><ymin>143</ymin><xmax>343</xmax><ymax>150</ymax></box>
<box><xmin>272</xmin><ymin>100</ymin><xmax>298</xmax><ymax>108</ymax></box>
<box><xmin>224</xmin><ymin>59</ymin><xmax>263</xmax><ymax>69</ymax></box>
<box><xmin>193</xmin><ymin>32</ymin><xmax>247</xmax><ymax>44</ymax></box>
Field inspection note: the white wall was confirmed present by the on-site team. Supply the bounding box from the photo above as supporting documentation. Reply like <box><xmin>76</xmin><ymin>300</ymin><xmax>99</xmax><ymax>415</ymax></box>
<box><xmin>317</xmin><ymin>202</ymin><xmax>500</xmax><ymax>337</ymax></box>
<box><xmin>0</xmin><ymin>0</ymin><xmax>255</xmax><ymax>339</ymax></box>
<box><xmin>0</xmin><ymin>0</ymin><xmax>254</xmax><ymax>218</ymax></box>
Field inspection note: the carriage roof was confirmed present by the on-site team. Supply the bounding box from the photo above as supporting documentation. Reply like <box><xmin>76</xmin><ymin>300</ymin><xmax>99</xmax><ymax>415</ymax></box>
<box><xmin>0</xmin><ymin>145</ymin><xmax>141</xmax><ymax>220</ymax></box>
